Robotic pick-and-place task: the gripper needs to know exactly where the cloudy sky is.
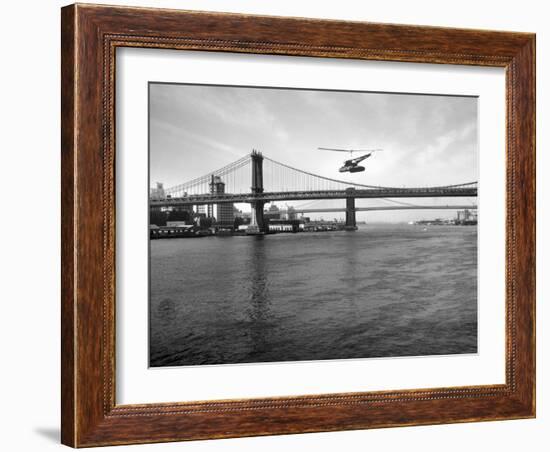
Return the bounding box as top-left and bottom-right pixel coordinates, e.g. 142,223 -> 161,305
149,83 -> 477,222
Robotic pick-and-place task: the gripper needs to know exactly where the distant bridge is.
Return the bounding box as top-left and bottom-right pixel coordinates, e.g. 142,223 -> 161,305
283,205 -> 478,214
151,151 -> 477,232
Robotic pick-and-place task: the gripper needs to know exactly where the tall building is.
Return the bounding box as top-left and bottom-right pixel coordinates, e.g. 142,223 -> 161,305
282,205 -> 296,220
209,176 -> 234,227
150,182 -> 165,200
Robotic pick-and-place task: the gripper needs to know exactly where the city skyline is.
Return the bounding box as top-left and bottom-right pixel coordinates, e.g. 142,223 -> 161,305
149,83 -> 477,222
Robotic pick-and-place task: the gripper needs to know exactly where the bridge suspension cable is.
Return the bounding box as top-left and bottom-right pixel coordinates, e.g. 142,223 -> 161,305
263,155 -> 477,192
162,152 -> 478,198
163,155 -> 251,198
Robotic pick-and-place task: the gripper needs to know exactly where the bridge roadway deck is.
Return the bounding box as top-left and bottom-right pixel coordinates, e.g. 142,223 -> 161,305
151,188 -> 478,207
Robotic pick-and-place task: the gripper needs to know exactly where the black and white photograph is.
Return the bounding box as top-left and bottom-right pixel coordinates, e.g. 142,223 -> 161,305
2,0 -> 542,449
148,83 -> 479,367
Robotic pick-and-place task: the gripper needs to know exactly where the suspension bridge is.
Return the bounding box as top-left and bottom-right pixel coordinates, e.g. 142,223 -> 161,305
150,151 -> 478,233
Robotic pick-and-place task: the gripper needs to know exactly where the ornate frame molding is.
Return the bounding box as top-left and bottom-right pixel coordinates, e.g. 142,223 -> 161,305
62,4 -> 535,447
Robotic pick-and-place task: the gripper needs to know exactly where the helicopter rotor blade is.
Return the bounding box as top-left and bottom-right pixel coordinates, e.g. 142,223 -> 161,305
318,147 -> 384,153
318,147 -> 353,152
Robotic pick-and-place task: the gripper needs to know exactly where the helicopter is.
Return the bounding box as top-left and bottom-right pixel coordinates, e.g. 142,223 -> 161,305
318,147 -> 383,173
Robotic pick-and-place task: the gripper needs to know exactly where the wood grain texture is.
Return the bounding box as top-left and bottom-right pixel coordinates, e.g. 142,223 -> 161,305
61,3 -> 536,447
60,5 -> 76,447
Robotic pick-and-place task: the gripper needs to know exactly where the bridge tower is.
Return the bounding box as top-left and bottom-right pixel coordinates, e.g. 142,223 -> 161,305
345,188 -> 358,231
247,150 -> 266,234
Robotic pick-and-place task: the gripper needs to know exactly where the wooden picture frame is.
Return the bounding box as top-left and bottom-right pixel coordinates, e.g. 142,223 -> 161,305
61,3 -> 535,447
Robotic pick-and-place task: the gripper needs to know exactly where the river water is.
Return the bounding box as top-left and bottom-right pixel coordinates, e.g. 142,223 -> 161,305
149,224 -> 477,367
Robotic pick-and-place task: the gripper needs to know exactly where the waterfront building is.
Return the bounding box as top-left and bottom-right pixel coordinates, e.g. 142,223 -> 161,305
166,221 -> 190,227
456,209 -> 478,225
167,206 -> 193,223
195,205 -> 207,215
264,203 -> 281,221
268,219 -> 303,232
